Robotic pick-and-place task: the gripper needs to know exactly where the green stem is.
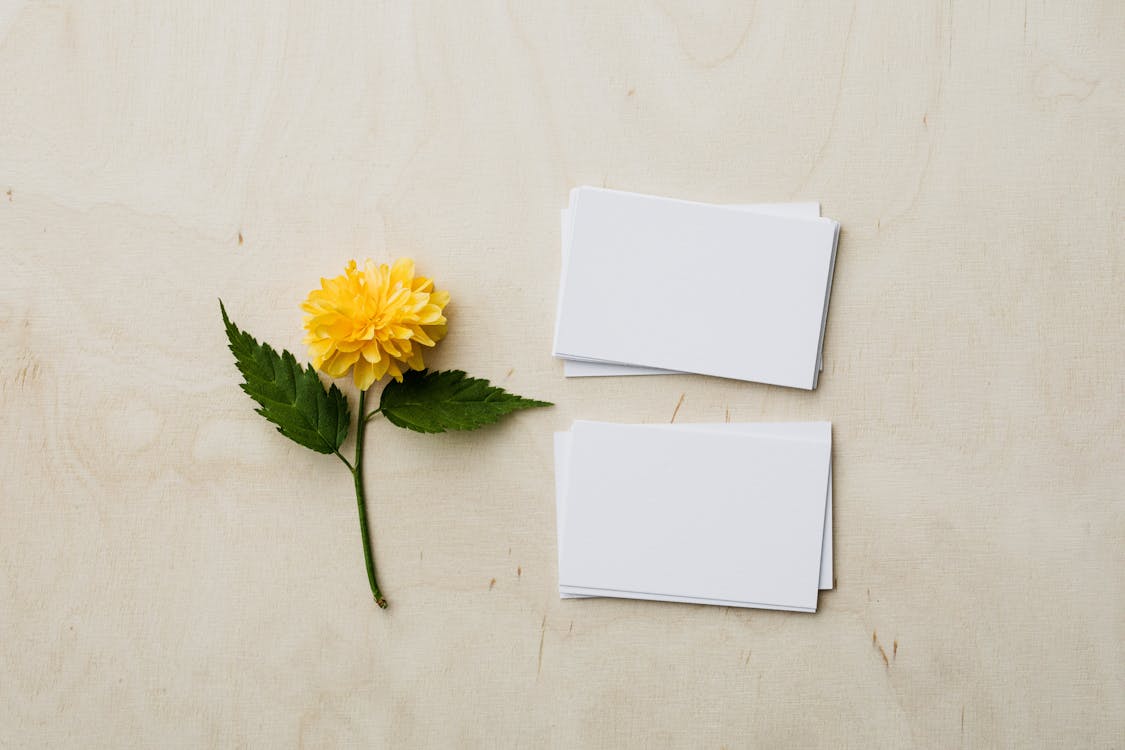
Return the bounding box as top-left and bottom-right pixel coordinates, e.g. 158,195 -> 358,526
333,450 -> 354,472
352,388 -> 387,609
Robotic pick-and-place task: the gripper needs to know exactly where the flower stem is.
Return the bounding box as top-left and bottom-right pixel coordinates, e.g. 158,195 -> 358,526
352,388 -> 387,609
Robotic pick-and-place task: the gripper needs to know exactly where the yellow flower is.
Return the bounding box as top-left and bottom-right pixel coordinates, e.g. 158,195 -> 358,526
301,258 -> 450,390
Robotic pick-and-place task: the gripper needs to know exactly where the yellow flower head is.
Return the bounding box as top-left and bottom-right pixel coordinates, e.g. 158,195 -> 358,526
301,258 -> 450,390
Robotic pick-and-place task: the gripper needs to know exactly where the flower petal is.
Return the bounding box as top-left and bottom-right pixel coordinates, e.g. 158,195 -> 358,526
353,357 -> 377,391
320,349 -> 359,378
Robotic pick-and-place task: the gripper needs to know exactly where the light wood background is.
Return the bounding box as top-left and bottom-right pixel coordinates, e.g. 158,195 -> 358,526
2,1 -> 1122,747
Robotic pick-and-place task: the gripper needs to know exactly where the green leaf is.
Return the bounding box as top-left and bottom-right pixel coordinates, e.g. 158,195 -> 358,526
220,300 -> 350,454
379,369 -> 551,434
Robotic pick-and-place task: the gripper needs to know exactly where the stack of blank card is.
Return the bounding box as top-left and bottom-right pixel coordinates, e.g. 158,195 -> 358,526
554,421 -> 833,612
554,187 -> 840,389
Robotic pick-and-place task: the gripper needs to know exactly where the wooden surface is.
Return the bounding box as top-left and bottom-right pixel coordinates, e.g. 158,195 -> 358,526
2,1 -> 1123,747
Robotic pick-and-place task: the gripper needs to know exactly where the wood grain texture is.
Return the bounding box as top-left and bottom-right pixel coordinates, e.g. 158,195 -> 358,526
1,1 -> 1122,746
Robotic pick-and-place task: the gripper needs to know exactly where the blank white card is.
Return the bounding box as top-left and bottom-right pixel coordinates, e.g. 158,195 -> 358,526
554,188 -> 839,389
554,422 -> 833,602
559,194 -> 825,378
558,421 -> 830,612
